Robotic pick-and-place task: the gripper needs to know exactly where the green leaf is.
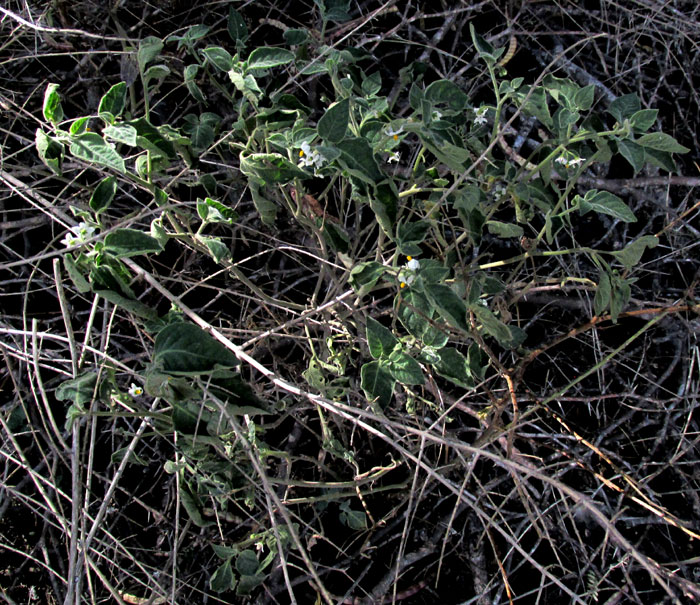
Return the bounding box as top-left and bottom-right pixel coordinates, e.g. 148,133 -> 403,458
64,255 -> 90,293
320,219 -> 350,253
348,261 -> 385,295
636,132 -> 689,154
577,190 -> 637,223
69,117 -> 90,136
284,27 -> 309,46
168,24 -> 210,50
144,63 -> 170,84
236,550 -> 259,576
630,109 -> 658,132
129,117 -> 176,159
103,228 -> 163,258
573,84 -> 595,111
35,129 -> 64,175
197,197 -> 237,223
396,290 -> 448,349
471,304 -> 512,346
318,97 -> 350,144
431,347 -> 474,389
387,350 -> 424,385
339,501 -> 368,530
228,7 -> 248,47
518,86 -> 552,129
200,236 -> 231,263
370,182 -> 398,236
183,112 -> 220,154
424,79 -> 469,112
240,153 -> 310,185
611,235 -> 658,270
89,176 -> 117,214
486,221 -> 523,238
137,36 -> 163,72
397,220 -> 430,256
249,183 -> 278,225
643,147 -> 677,172
361,361 -> 395,408
94,288 -> 158,319
236,574 -> 265,596
595,269 -> 611,317
184,64 -> 206,103
361,70 -> 381,96
469,23 -> 497,64
55,372 -> 98,406
98,82 -> 127,122
90,264 -> 134,298
102,124 -> 138,146
365,316 -> 397,359
202,46 -> 234,71
43,83 -> 63,124
608,93 -> 640,123
69,133 -> 125,173
617,139 -> 645,174
180,486 -> 213,527
336,137 -> 383,183
246,47 -> 295,70
212,544 -> 239,560
210,559 -> 236,593
154,323 -> 239,375
424,283 -> 469,332
610,275 -> 631,323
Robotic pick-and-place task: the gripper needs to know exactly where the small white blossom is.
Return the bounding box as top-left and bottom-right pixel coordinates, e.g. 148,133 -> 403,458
62,221 -> 96,247
61,233 -> 79,247
399,257 -> 420,287
298,142 -> 326,170
473,106 -> 488,125
128,383 -> 143,397
387,151 -> 400,164
555,154 -> 585,169
385,125 -> 404,140
431,110 -> 443,121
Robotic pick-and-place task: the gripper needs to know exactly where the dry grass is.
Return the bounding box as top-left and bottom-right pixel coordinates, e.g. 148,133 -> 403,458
1,1 -> 699,603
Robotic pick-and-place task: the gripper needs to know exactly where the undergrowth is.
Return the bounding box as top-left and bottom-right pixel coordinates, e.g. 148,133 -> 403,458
1,1 -> 699,604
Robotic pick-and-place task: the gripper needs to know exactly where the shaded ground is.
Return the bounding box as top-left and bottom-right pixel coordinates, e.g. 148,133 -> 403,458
1,1 -> 699,604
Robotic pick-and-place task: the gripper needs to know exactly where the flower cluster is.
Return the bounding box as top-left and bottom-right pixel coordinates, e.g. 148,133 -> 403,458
555,154 -> 585,169
61,221 -> 96,247
298,142 -> 326,170
399,256 -> 420,288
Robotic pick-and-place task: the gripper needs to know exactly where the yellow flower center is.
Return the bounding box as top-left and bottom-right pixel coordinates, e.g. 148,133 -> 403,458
400,282 -> 407,289
299,149 -> 304,157
406,255 -> 412,261
393,134 -> 398,140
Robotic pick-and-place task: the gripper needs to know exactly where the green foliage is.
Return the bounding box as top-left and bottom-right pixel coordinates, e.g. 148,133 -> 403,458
28,18 -> 691,601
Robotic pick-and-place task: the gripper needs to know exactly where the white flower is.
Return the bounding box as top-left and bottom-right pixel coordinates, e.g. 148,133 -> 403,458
555,154 -> 585,169
62,221 -> 96,247
399,256 -> 420,287
61,233 -> 78,247
76,222 -> 96,238
387,151 -> 400,164
298,142 -> 325,169
386,125 -> 404,140
473,106 -> 488,125
128,383 -> 143,397
431,110 -> 443,121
